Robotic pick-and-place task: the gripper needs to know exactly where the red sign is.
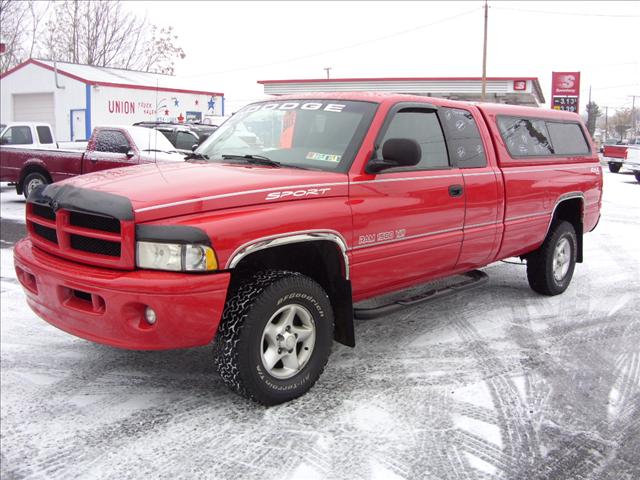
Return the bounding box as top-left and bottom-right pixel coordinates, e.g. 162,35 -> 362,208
513,80 -> 527,91
551,72 -> 580,113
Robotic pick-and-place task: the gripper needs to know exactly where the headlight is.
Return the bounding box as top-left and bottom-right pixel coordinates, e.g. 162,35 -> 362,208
136,242 -> 217,272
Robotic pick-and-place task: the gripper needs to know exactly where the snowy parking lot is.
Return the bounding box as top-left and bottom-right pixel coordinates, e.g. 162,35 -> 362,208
1,170 -> 638,480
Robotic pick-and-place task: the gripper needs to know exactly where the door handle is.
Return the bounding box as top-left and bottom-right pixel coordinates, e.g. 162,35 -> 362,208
448,184 -> 464,197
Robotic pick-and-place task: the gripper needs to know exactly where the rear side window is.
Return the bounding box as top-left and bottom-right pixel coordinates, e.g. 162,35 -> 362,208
95,130 -> 130,153
1,126 -> 33,145
546,122 -> 590,155
36,126 -> 54,144
380,110 -> 449,170
440,108 -> 487,168
175,131 -> 197,150
497,117 -> 554,157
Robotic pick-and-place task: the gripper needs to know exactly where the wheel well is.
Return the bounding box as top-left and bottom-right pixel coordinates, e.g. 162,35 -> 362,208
18,165 -> 52,194
230,240 -> 355,347
551,198 -> 584,262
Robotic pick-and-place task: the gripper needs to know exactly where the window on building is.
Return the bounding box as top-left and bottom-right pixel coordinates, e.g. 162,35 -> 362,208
546,122 -> 590,155
497,116 -> 554,157
1,126 -> 33,145
379,110 -> 449,170
36,126 -> 54,144
440,108 -> 487,168
95,130 -> 130,153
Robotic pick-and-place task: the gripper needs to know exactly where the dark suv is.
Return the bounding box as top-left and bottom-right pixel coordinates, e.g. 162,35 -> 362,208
133,122 -> 218,153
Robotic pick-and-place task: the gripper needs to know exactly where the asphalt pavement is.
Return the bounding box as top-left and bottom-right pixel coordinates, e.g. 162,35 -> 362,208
1,172 -> 638,480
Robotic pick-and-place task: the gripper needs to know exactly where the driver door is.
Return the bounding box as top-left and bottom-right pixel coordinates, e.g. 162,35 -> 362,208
349,104 -> 465,299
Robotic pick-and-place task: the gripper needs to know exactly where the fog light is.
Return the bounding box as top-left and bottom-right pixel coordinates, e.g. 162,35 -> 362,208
144,307 -> 157,325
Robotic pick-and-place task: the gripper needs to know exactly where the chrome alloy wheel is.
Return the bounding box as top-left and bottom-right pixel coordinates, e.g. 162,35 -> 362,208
260,303 -> 316,380
553,237 -> 571,282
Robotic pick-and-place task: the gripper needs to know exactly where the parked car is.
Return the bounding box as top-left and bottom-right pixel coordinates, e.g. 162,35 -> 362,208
0,125 -> 184,198
133,122 -> 218,154
14,93 -> 602,405
0,122 -> 87,151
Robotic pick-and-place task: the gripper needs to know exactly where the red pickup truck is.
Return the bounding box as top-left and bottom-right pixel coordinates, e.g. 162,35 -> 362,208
602,138 -> 640,172
1,125 -> 185,198
13,93 -> 602,405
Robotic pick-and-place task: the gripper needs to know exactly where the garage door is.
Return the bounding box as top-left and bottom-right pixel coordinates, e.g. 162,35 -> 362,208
13,93 -> 55,130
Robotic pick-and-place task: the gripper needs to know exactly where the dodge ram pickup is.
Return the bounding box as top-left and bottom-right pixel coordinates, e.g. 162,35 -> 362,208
1,125 -> 184,198
13,93 -> 603,405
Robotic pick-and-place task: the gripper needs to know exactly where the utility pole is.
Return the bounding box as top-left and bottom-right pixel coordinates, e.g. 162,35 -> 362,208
481,0 -> 488,101
604,106 -> 608,139
323,67 -> 332,80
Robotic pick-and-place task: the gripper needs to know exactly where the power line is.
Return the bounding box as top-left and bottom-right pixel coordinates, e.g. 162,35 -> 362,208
492,6 -> 640,18
183,7 -> 481,78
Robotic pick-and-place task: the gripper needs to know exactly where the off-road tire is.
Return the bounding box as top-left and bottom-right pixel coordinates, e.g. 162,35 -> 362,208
526,221 -> 577,296
22,172 -> 48,199
213,270 -> 334,405
608,163 -> 621,173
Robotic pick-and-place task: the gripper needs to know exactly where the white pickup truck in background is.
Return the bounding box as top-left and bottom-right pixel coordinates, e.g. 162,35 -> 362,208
0,123 -> 87,151
623,146 -> 640,183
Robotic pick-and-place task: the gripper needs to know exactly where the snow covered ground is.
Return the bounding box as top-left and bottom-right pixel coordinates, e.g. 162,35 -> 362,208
1,172 -> 639,480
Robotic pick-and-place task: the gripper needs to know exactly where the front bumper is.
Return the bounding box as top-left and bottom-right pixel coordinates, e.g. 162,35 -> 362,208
14,239 -> 231,350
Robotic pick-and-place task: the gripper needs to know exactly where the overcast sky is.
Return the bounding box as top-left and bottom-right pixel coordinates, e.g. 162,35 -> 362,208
127,1 -> 640,114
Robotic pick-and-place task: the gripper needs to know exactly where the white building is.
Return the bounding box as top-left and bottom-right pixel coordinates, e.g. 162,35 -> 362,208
258,76 -> 545,106
0,59 -> 225,141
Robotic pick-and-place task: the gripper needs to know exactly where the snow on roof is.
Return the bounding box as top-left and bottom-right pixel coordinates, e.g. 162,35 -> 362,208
1,59 -> 223,97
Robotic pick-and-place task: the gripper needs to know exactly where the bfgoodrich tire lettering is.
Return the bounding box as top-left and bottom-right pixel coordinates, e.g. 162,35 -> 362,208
213,270 -> 334,405
526,221 -> 577,296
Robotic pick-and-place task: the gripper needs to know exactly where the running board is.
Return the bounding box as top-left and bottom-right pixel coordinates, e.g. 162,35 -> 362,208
353,270 -> 488,320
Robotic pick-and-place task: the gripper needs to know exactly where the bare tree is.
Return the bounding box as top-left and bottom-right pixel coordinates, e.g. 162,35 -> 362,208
0,0 -> 29,72
42,0 -> 184,74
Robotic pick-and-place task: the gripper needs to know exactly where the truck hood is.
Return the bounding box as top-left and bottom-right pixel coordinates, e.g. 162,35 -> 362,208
61,161 -> 348,222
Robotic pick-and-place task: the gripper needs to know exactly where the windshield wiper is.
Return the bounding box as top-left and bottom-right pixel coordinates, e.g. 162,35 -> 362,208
222,154 -> 282,168
184,152 -> 210,160
142,149 -> 176,154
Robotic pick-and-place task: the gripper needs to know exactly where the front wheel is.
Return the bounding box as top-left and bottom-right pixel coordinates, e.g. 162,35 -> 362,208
526,221 -> 577,296
213,271 -> 334,405
608,163 -> 622,173
22,172 -> 49,199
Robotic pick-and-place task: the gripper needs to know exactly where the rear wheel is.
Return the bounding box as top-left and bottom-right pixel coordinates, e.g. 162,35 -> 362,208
213,270 -> 334,405
526,221 -> 577,296
608,163 -> 622,173
635,172 -> 640,183
22,172 -> 49,199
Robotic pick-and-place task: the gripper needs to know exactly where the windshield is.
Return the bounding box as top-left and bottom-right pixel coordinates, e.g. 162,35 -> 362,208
194,100 -> 377,172
128,127 -> 178,153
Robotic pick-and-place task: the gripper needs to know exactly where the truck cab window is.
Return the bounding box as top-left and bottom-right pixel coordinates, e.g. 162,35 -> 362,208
95,130 -> 130,153
497,117 -> 554,157
379,110 -> 449,170
2,126 -> 33,145
36,126 -> 54,145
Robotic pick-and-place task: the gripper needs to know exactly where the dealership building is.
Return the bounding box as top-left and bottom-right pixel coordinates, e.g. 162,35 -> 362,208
0,59 -> 225,141
258,76 -> 545,106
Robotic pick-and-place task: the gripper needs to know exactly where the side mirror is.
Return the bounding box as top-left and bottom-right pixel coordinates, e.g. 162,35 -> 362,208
126,149 -> 135,158
366,138 -> 421,174
191,144 -> 198,151
116,144 -> 130,154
